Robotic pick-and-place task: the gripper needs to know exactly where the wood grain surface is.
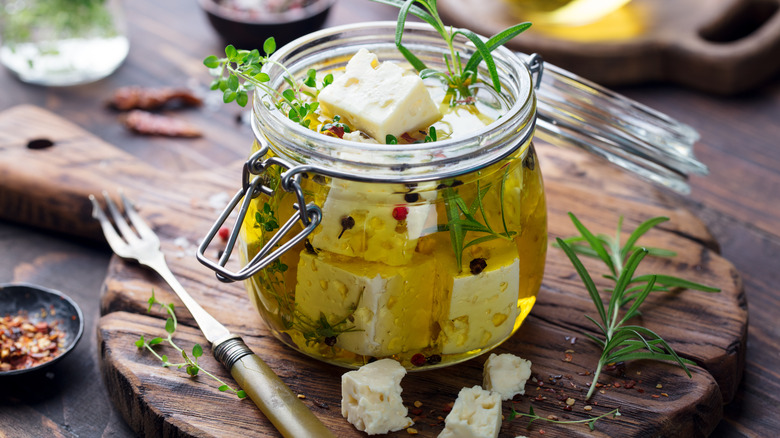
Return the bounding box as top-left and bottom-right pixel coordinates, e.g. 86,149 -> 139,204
438,0 -> 780,95
0,104 -> 746,437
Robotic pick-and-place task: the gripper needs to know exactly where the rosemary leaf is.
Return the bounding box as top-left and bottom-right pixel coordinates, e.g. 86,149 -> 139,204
558,213 -> 720,400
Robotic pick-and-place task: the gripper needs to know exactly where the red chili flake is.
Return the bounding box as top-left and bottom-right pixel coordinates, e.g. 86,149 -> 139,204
562,405 -> 572,411
410,353 -> 426,366
539,430 -> 545,435
401,132 -> 416,143
1,313 -> 66,371
624,380 -> 636,389
651,394 -> 660,399
613,382 -> 622,388
392,206 -> 409,221
562,353 -> 573,362
327,126 -> 346,139
218,226 -> 230,241
410,408 -> 424,416
637,388 -> 645,393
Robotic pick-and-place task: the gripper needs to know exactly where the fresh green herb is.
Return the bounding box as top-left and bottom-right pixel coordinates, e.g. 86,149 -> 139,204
509,405 -> 621,431
1,0 -> 116,46
294,310 -> 362,348
556,213 -> 720,400
135,291 -> 247,399
384,128 -> 436,144
423,126 -> 437,142
438,173 -> 516,272
255,202 -> 280,232
203,38 -> 328,128
370,0 -> 531,95
320,115 -> 351,138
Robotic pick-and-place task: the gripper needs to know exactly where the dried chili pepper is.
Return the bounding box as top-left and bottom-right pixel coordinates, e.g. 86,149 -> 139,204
1,312 -> 65,372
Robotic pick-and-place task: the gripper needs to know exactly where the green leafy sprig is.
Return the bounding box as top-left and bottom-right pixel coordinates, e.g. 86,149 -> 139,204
556,214 -> 720,400
438,172 -> 516,272
370,0 -> 531,95
510,406 -> 621,431
135,291 -> 247,399
203,38 -> 331,128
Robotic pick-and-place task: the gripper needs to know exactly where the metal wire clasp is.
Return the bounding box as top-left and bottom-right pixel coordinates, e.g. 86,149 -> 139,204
196,137 -> 322,283
526,53 -> 544,90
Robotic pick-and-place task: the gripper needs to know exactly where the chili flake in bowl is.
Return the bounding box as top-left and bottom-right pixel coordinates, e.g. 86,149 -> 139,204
0,283 -> 84,376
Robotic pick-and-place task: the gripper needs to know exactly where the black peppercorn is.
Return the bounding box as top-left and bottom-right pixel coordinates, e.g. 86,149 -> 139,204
469,257 -> 487,275
338,215 -> 355,239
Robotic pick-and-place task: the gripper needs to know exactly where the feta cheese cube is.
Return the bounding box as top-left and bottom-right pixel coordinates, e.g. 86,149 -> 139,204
318,48 -> 442,142
438,386 -> 502,438
341,359 -> 412,435
294,251 -> 436,356
483,353 -> 533,400
310,179 -> 437,266
438,244 -> 521,354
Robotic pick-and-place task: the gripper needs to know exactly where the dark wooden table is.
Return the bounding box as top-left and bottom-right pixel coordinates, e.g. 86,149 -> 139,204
1,0 -> 777,437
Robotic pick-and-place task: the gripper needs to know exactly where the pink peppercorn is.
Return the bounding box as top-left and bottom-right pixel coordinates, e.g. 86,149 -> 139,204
392,206 -> 409,221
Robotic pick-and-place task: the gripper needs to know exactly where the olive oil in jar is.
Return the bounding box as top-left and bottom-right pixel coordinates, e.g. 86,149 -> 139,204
239,138 -> 546,369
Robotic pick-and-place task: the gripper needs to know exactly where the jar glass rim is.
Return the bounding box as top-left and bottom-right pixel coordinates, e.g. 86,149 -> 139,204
252,21 -> 536,182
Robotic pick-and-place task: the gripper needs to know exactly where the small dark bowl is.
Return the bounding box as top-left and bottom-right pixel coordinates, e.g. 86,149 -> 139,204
199,0 -> 335,49
0,283 -> 84,377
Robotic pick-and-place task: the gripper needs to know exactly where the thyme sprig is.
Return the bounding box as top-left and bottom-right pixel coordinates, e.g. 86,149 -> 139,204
556,214 -> 720,400
370,0 -> 531,94
203,37 -> 331,128
510,405 -> 621,431
135,291 -> 247,399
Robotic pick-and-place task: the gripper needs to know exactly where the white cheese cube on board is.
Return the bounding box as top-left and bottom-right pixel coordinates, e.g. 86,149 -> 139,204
294,251 -> 436,356
439,244 -> 521,354
318,48 -> 442,142
341,359 -> 412,435
438,386 -> 502,438
310,179 -> 437,266
483,353 -> 533,400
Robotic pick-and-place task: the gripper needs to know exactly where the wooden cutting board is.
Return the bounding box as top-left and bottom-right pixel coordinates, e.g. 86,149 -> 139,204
439,0 -> 780,95
0,105 -> 746,437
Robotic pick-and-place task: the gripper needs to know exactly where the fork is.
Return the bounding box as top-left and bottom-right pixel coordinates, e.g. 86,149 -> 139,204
90,191 -> 335,438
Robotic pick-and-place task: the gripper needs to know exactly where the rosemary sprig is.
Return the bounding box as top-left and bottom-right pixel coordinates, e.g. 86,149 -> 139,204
510,405 -> 621,431
135,291 -> 247,399
556,213 -> 720,400
437,170 -> 516,272
203,38 -> 331,128
370,0 -> 531,94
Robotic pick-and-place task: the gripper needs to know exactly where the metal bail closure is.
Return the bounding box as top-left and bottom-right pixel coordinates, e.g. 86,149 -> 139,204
196,138 -> 322,283
526,53 -> 544,90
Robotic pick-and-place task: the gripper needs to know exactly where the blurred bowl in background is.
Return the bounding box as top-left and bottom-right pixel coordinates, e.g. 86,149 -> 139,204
199,0 -> 336,49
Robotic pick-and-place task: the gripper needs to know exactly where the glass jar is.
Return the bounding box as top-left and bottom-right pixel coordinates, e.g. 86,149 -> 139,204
199,22 -> 546,370
0,0 -> 128,86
